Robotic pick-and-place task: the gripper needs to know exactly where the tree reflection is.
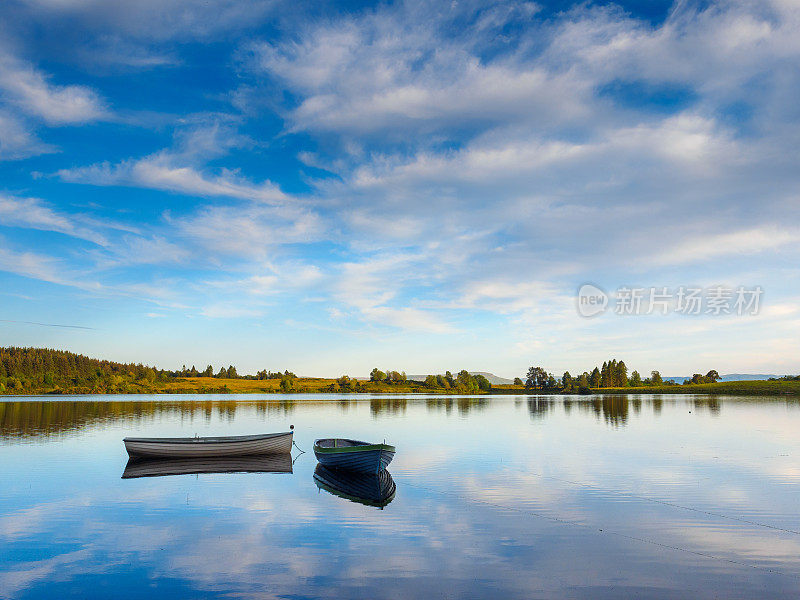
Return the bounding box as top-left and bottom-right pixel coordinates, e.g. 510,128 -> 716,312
693,398 -> 721,415
425,398 -> 487,415
527,398 -> 554,419
0,399 -> 298,440
369,398 -> 407,416
587,396 -> 629,427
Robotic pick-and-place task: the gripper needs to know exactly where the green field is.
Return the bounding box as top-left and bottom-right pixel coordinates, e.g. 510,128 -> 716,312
493,379 -> 800,396
3,377 -> 799,396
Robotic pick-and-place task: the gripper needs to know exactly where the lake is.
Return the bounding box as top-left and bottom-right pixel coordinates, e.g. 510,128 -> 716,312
1,394 -> 799,599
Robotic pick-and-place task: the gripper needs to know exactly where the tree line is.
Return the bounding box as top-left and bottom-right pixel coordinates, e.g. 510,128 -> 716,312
172,365 -> 296,380
0,346 -> 169,394
422,371 -> 492,393
369,368 -> 491,392
324,369 -> 492,393
521,359 -> 721,392
0,347 -> 299,394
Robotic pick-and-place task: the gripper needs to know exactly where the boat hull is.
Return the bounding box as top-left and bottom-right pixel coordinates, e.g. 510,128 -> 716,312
123,431 -> 293,458
313,464 -> 396,507
122,454 -> 293,478
314,439 -> 395,473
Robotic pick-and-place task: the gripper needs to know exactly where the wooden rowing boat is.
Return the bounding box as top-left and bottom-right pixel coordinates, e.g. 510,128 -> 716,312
313,464 -> 395,508
313,438 -> 395,473
123,431 -> 293,458
122,454 -> 293,478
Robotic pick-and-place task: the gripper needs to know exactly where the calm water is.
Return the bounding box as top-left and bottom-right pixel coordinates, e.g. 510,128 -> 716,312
1,394 -> 799,599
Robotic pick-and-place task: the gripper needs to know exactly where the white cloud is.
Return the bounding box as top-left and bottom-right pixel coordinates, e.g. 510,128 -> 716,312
90,234 -> 192,267
0,194 -> 108,245
0,111 -> 55,160
0,49 -> 107,124
332,252 -> 456,333
57,121 -> 286,204
1,0 -> 799,372
15,0 -> 279,41
649,226 -> 800,266
0,243 -> 101,291
58,156 -> 287,204
171,202 -> 323,258
252,6 -> 591,138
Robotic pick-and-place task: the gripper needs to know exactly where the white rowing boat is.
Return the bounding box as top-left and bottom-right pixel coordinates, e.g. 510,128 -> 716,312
123,430 -> 293,458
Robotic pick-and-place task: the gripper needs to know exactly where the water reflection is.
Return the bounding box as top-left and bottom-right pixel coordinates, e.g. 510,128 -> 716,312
121,454 -> 293,478
590,395 -> 629,426
369,398 -> 407,416
0,398 -> 299,440
1,395 -> 800,599
425,397 -> 488,415
3,397 -> 799,443
313,464 -> 396,508
693,398 -> 722,414
527,398 -> 555,418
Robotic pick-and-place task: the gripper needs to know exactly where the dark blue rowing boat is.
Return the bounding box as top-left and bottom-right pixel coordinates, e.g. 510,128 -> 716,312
313,464 -> 396,508
313,438 -> 395,473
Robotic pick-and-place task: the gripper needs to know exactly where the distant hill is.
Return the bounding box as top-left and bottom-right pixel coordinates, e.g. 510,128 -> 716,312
404,372 -> 514,385
469,372 -> 514,385
664,373 -> 782,383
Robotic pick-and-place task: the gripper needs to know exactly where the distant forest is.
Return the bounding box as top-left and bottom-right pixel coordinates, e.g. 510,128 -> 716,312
0,347 -> 492,395
0,347 -> 298,395
522,359 -> 725,393
2,347 -> 797,396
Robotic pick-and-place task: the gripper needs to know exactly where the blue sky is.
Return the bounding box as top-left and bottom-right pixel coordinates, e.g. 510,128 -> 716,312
0,0 -> 798,377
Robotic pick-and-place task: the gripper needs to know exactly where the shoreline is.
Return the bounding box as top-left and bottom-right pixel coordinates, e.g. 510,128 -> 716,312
1,383 -> 799,399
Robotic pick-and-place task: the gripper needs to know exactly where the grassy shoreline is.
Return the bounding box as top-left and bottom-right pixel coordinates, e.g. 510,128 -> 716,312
491,379 -> 800,396
1,377 -> 799,397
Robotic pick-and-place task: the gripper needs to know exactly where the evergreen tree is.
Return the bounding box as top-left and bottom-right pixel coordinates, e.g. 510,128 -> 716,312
609,359 -> 618,386
589,367 -> 601,388
602,361 -> 616,387
562,371 -> 572,388
616,361 -> 628,386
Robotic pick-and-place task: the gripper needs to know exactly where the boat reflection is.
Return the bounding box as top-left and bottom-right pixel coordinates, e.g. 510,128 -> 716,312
313,464 -> 396,508
122,453 -> 293,479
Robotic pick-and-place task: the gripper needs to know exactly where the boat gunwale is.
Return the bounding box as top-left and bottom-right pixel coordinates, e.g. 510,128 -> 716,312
313,438 -> 395,454
123,431 -> 292,444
